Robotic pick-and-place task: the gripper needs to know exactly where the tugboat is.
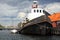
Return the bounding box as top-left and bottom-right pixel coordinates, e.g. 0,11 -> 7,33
19,1 -> 53,35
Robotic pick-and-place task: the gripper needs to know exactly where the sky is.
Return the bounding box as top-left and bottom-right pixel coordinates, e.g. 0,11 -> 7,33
0,0 -> 60,26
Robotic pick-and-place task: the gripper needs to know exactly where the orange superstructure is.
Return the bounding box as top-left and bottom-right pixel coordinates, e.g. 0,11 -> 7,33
48,12 -> 60,27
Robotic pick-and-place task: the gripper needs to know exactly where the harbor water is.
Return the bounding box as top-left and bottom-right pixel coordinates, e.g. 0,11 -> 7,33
0,30 -> 60,40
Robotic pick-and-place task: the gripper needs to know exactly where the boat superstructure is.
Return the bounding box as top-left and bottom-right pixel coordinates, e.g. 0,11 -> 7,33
27,1 -> 45,20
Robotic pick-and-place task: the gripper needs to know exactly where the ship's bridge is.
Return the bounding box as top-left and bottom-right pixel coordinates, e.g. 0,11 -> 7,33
27,8 -> 45,20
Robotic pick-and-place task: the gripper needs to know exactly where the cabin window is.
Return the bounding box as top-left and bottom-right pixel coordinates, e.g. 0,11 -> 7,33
37,10 -> 39,13
34,10 -> 36,12
40,10 -> 41,13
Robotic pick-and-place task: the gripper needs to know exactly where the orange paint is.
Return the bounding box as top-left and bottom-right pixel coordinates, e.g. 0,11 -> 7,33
48,12 -> 60,22
48,12 -> 60,27
52,22 -> 57,27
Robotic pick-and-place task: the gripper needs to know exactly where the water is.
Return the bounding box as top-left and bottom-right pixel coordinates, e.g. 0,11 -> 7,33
0,30 -> 60,40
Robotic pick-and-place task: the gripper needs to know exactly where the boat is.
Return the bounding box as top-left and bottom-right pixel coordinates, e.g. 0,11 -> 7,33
18,1 -> 53,35
10,29 -> 17,34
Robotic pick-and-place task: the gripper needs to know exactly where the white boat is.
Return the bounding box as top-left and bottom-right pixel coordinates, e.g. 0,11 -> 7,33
10,29 -> 17,33
19,1 -> 53,35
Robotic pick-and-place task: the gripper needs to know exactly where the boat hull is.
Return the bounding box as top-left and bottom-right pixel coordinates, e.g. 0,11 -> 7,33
20,22 -> 52,35
19,15 -> 53,35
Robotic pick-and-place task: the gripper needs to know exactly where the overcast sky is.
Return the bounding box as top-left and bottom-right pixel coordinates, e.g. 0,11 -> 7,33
0,0 -> 60,26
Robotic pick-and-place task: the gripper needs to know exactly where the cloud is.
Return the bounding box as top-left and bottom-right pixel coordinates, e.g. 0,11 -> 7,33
0,3 -> 18,17
17,12 -> 26,18
0,3 -> 19,26
0,0 -> 60,26
0,0 -> 33,26
0,17 -> 21,26
44,2 -> 60,14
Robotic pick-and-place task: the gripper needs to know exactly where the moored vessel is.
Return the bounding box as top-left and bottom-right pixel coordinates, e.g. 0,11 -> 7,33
18,1 -> 53,35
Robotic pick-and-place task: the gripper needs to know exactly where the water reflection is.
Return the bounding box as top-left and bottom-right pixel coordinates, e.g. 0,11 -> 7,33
0,30 -> 60,40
